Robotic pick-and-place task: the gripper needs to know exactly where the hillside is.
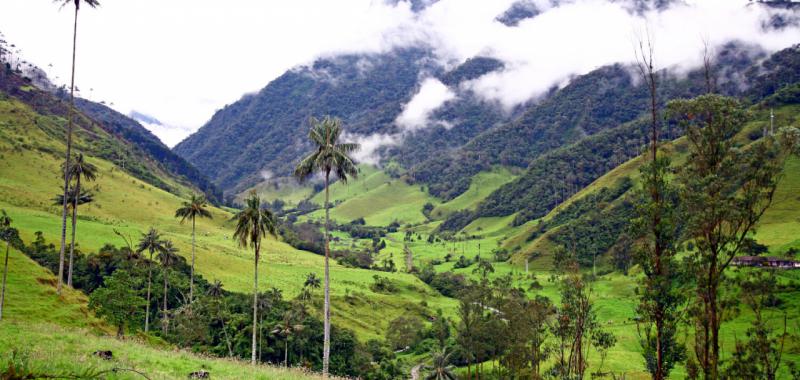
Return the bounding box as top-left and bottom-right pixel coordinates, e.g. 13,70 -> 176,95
173,48 -> 512,194
411,43 -> 763,201
0,245 -> 326,379
0,69 -> 219,203
0,93 -> 459,343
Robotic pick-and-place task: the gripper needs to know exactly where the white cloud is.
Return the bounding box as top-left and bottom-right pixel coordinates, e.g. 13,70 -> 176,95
343,132 -> 400,165
137,121 -> 195,148
395,78 -> 456,131
1,0 -> 797,145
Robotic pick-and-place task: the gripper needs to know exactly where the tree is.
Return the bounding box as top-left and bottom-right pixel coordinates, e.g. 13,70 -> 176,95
233,191 -> 276,365
294,115 -> 359,378
302,272 -> 321,302
157,240 -> 180,335
136,227 -> 165,333
424,348 -> 457,380
722,270 -> 789,380
0,210 -> 12,321
207,280 -> 234,357
669,95 -> 795,379
631,32 -> 686,380
272,308 -> 304,367
55,0 -> 101,296
175,194 -> 212,302
88,269 -> 144,338
63,153 -> 97,287
472,258 -> 494,280
386,315 -> 423,350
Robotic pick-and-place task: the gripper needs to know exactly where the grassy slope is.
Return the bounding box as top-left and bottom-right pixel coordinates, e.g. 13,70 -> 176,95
0,247 -> 325,379
307,166 -> 440,226
310,106 -> 800,377
430,167 -> 517,219
0,98 -> 455,341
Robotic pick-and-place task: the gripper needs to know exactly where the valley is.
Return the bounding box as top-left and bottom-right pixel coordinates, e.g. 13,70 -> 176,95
2,1 -> 800,379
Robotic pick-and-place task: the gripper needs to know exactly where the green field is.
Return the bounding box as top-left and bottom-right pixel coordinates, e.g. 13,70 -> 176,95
0,247 -> 332,379
306,165 -> 440,226
0,98 -> 456,342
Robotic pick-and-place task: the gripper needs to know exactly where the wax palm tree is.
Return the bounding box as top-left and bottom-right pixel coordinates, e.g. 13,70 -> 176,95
0,210 -> 12,321
303,272 -> 321,301
157,240 -> 179,335
233,191 -> 276,365
53,187 -> 93,286
175,194 -> 212,302
55,0 -> 101,296
272,308 -> 305,367
206,280 -> 234,356
294,116 -> 359,377
424,348 -> 457,380
136,227 -> 165,333
63,153 -> 97,287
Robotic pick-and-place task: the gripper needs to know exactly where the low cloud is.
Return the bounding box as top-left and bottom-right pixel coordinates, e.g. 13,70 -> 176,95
395,77 -> 456,131
3,0 -> 797,144
343,132 -> 400,165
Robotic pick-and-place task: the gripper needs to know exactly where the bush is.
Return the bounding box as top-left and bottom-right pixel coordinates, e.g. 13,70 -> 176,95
370,275 -> 398,293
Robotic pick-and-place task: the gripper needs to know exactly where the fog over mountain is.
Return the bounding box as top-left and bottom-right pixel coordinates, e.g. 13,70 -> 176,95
1,0 -> 797,147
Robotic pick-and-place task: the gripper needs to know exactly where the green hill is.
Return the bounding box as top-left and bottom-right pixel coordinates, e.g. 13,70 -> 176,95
0,246 -> 329,379
0,91 -> 456,345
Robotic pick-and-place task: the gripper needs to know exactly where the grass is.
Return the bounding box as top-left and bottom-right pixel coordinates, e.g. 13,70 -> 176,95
3,94 -> 800,378
242,177 -> 313,206
0,98 -> 454,342
430,167 -> 517,219
0,246 -> 335,379
306,166 -> 440,226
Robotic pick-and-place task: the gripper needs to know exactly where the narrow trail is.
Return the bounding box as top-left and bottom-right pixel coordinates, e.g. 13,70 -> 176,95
411,364 -> 422,380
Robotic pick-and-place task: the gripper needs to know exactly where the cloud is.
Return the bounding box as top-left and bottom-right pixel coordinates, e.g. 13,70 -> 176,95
1,0 -> 797,145
343,132 -> 400,165
395,78 -> 456,131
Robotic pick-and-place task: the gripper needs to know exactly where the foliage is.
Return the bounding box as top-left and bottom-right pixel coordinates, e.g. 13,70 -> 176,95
88,269 -> 145,337
670,94 -> 795,379
386,315 -> 424,350
369,275 -> 398,294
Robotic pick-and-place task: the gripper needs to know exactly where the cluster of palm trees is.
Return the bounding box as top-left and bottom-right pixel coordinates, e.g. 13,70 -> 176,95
231,115 -> 358,376
55,0 -> 100,296
54,153 -> 97,288
135,228 -> 180,334
46,0 -> 359,372
133,196 -> 212,333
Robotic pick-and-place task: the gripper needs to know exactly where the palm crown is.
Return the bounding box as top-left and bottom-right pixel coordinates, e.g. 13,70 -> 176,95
64,153 -> 97,183
175,195 -> 212,223
233,192 -> 276,251
56,0 -> 100,11
157,241 -> 180,268
137,228 -> 165,257
53,187 -> 93,209
294,116 -> 360,183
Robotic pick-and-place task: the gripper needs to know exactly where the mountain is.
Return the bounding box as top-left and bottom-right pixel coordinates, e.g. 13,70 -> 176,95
0,65 -> 220,202
412,43 -> 766,205
463,44 -> 800,226
75,99 -> 222,202
174,48 -> 512,194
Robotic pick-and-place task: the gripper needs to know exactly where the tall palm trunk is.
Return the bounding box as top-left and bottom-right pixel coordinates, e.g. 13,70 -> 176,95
58,4 -> 80,295
145,251 -> 153,332
190,217 -> 196,302
322,170 -> 331,378
285,339 -> 289,367
217,303 -> 233,357
162,268 -> 169,335
67,176 -> 81,286
0,239 -> 10,320
252,240 -> 260,365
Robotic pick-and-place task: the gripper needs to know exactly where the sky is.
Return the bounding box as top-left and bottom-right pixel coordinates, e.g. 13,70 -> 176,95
0,0 -> 798,147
